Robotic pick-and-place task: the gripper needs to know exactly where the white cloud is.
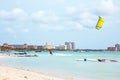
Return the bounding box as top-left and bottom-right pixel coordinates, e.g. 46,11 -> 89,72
0,10 -> 12,20
75,23 -> 84,30
49,0 -> 65,5
22,28 -> 29,33
39,24 -> 64,31
5,26 -> 29,34
12,8 -> 27,17
56,0 -> 65,3
96,0 -> 119,15
2,0 -> 117,32
15,0 -> 21,7
31,11 -> 59,23
65,6 -> 77,15
49,26 -> 64,31
64,10 -> 98,30
78,12 -> 97,28
0,8 -> 28,21
5,27 -> 14,33
65,21 -> 84,30
64,4 -> 99,30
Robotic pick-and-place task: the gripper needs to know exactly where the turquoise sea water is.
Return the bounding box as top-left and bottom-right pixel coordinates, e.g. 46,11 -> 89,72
0,51 -> 120,80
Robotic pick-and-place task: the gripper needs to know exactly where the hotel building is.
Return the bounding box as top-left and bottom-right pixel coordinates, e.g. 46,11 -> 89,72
65,42 -> 75,50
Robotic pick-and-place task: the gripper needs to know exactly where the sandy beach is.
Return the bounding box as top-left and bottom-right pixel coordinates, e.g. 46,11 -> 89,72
0,65 -> 64,80
0,54 -> 10,58
0,54 -> 64,80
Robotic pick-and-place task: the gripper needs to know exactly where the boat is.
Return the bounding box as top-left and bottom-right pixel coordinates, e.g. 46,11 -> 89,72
14,52 -> 38,57
14,52 -> 27,55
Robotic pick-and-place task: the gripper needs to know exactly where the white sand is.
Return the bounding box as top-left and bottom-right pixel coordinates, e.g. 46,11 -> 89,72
0,54 -> 64,80
0,66 -> 64,80
0,54 -> 10,58
0,54 -> 91,80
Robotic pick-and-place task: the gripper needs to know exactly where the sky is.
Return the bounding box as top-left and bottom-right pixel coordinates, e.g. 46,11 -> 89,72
0,0 -> 120,49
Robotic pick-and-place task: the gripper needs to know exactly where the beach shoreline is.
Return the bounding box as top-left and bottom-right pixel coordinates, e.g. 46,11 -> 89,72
0,65 -> 92,80
0,54 -> 92,80
0,54 -> 64,80
0,65 -> 64,80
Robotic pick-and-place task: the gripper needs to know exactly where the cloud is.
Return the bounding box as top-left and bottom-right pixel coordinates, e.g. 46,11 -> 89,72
74,23 -> 84,30
65,6 -> 77,15
15,0 -> 21,7
64,6 -> 98,30
95,0 -> 119,15
78,12 -> 97,29
5,27 -> 14,33
55,0 -> 65,3
0,8 -> 28,21
48,0 -> 65,5
65,21 -> 84,30
63,0 -> 119,30
22,28 -> 29,33
2,0 -> 117,32
37,24 -> 64,31
31,11 -> 59,23
4,26 -> 29,34
63,0 -> 120,30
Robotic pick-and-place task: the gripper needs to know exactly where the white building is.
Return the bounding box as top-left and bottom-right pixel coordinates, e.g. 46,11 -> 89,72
44,43 -> 55,49
55,44 -> 67,50
65,42 -> 75,50
115,44 -> 120,51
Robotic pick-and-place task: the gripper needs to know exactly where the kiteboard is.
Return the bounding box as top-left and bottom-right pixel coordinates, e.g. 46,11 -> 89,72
76,59 -> 118,62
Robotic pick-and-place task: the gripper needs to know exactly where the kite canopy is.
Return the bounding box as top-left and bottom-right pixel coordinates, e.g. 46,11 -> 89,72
96,16 -> 104,30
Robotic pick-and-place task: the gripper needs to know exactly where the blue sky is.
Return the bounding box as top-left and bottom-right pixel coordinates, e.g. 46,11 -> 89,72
0,0 -> 120,49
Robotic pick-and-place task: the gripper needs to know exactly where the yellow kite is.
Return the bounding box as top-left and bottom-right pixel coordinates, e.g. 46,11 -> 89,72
96,16 -> 104,30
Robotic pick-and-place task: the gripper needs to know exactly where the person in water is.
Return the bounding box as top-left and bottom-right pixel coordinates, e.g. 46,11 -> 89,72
49,49 -> 53,55
84,58 -> 87,61
98,59 -> 106,62
98,59 -> 102,62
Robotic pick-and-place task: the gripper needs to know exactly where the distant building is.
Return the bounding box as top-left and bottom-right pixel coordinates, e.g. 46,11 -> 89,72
9,44 -> 38,50
0,42 -> 76,51
65,42 -> 71,50
9,44 -> 25,49
23,43 -> 28,49
3,43 -> 9,47
37,45 -> 44,50
43,43 -> 55,49
27,45 -> 37,50
71,42 -> 75,50
115,44 -> 120,51
107,44 -> 120,51
107,47 -> 117,51
1,43 -> 13,51
55,44 -> 67,50
65,42 -> 75,50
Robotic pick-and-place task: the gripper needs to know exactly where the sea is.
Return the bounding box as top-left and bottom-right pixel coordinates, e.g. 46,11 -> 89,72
0,51 -> 120,80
